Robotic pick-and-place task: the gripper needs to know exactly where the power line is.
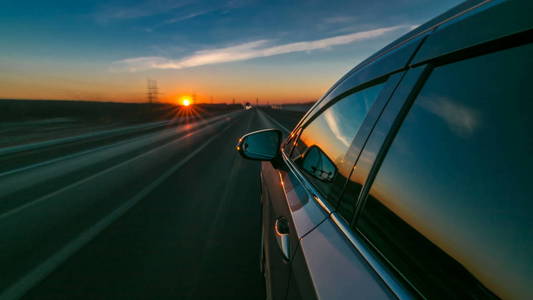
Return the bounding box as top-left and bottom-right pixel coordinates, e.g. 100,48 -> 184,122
147,79 -> 159,103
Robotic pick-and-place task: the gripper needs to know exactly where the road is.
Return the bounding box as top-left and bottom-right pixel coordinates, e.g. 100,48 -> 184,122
0,108 -> 302,300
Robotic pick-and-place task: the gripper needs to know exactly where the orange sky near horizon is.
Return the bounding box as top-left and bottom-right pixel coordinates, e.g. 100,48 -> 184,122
0,57 -> 342,105
0,0 -> 465,106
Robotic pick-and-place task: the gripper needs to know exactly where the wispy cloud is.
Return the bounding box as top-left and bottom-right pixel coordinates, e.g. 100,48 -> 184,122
322,16 -> 357,25
163,9 -> 213,24
111,25 -> 408,72
142,8 -> 215,32
95,0 -> 247,25
324,109 -> 351,147
94,0 -> 191,23
420,96 -> 481,137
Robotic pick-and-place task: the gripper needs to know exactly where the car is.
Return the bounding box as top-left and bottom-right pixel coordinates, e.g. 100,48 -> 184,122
236,0 -> 533,299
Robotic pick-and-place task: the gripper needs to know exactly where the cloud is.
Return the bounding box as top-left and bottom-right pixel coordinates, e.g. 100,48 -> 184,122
323,109 -> 352,148
95,0 -> 191,23
163,9 -> 213,24
419,96 -> 480,137
142,8 -> 215,32
111,25 -> 408,72
322,16 -> 356,25
95,0 -> 247,24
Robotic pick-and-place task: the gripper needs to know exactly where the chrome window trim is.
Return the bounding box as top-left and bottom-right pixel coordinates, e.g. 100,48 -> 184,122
330,212 -> 416,300
281,149 -> 416,300
281,150 -> 334,216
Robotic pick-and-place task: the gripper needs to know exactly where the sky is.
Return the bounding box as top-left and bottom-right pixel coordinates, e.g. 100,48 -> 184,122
0,0 -> 463,104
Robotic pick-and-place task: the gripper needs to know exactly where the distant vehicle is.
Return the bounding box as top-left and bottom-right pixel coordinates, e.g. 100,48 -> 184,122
236,0 -> 532,299
245,102 -> 252,110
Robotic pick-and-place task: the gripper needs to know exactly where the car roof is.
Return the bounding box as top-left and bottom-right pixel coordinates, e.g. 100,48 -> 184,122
295,0 -> 532,131
351,0 -> 489,74
296,1 -> 491,129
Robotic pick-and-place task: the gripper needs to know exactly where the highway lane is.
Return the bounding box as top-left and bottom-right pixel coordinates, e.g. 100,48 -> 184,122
260,108 -> 307,132
0,113 -> 237,215
0,112 -> 241,298
0,108 -> 301,299
0,112 -> 234,174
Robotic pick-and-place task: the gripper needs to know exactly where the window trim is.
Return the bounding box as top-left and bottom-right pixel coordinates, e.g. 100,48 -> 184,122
284,71 -> 410,214
279,71 -> 419,299
281,150 -> 334,215
282,144 -> 418,300
349,35 -> 533,300
351,33 -> 533,226
350,64 -> 432,224
288,76 -> 392,208
284,127 -> 302,158
295,76 -> 389,132
331,71 -> 405,213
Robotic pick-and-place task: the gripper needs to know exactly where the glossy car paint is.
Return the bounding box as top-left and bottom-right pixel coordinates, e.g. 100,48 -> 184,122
255,0 -> 533,299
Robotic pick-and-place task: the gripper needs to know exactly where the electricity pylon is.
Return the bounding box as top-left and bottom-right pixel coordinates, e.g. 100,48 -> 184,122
147,79 -> 159,103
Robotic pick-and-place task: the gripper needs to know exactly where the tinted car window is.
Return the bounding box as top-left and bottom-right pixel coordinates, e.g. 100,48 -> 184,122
292,82 -> 385,200
356,43 -> 533,299
283,127 -> 301,156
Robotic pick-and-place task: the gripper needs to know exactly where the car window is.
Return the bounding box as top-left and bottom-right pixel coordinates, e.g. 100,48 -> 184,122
356,43 -> 533,299
283,127 -> 301,157
291,82 -> 385,202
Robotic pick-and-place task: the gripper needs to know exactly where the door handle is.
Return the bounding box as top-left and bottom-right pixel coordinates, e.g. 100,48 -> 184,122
274,217 -> 290,260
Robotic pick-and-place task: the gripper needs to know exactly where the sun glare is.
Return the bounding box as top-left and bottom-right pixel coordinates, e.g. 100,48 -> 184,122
179,96 -> 192,107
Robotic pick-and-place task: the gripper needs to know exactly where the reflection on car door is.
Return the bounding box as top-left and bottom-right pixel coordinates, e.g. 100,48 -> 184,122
281,81 -> 396,299
261,159 -> 328,299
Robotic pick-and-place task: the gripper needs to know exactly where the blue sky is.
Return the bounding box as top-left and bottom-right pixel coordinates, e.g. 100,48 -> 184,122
0,0 -> 463,103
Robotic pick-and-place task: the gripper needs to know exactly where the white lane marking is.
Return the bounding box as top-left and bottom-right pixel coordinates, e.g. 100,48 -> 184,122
0,121 -> 234,300
0,136 -> 137,178
0,117 -> 229,221
0,120 -> 172,156
0,113 -> 233,178
186,109 -> 254,298
258,109 -> 290,133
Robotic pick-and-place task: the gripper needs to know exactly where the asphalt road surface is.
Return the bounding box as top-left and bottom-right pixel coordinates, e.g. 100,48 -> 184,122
0,108 -> 302,300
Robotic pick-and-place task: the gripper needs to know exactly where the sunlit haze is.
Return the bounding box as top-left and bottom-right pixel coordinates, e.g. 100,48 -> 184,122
1,0 -> 462,104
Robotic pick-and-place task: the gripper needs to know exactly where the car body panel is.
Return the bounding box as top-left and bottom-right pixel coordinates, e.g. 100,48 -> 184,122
261,161 -> 293,299
282,66 -> 429,300
289,217 -> 397,300
412,0 -> 533,65
261,159 -> 329,299
256,1 -> 533,299
278,165 -> 329,239
342,65 -> 429,221
299,35 -> 426,130
351,42 -> 533,298
261,21 -> 430,300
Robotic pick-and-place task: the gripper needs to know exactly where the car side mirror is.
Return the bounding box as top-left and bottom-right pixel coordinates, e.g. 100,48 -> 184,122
236,129 -> 282,161
297,145 -> 337,182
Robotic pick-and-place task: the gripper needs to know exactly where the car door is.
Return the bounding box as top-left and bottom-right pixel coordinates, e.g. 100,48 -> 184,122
261,80 -> 392,299
290,2 -> 533,299
348,44 -> 533,300
285,65 -> 428,300
261,158 -> 328,300
345,4 -> 533,298
283,35 -> 428,299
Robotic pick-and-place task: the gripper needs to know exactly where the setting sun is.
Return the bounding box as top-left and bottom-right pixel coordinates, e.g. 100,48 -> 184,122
179,96 -> 192,107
